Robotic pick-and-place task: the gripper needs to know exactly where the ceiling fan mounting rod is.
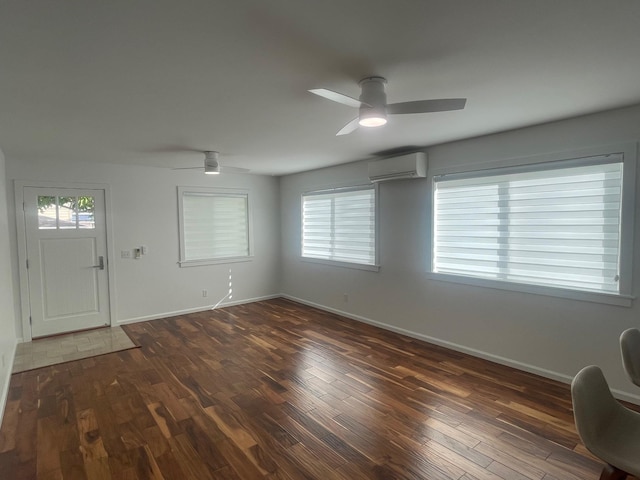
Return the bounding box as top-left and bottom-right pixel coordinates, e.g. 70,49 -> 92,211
359,76 -> 387,85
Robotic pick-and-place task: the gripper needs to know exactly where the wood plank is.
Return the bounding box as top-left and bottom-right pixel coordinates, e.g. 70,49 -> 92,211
0,400 -> 20,453
36,416 -> 61,475
0,299 -> 613,479
76,408 -> 108,461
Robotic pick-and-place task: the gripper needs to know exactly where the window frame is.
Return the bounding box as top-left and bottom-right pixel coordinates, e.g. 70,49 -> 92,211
301,183 -> 380,272
177,186 -> 253,267
426,143 -> 637,306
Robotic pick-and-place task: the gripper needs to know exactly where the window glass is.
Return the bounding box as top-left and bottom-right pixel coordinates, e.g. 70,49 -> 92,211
179,188 -> 250,265
37,196 -> 57,229
58,196 -> 77,229
76,196 -> 95,229
432,157 -> 624,295
302,186 -> 376,266
37,195 -> 96,230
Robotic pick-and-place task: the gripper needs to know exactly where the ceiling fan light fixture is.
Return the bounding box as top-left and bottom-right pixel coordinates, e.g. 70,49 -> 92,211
359,115 -> 387,127
358,108 -> 387,128
358,77 -> 388,128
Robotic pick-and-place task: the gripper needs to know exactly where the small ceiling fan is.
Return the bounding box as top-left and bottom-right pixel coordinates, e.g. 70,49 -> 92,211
172,151 -> 250,175
309,76 -> 466,136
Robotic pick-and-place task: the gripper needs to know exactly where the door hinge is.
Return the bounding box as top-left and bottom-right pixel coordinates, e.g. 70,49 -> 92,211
29,316 -> 32,325
26,259 -> 29,269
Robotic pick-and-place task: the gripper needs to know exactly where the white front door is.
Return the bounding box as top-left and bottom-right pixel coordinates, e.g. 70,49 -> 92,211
23,187 -> 111,338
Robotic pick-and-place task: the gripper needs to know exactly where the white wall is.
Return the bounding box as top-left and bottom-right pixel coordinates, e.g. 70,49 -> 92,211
0,147 -> 18,423
6,158 -> 281,339
280,104 -> 640,402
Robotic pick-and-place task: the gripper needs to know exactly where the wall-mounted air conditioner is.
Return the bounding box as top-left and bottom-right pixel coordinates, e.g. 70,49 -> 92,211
368,152 -> 427,183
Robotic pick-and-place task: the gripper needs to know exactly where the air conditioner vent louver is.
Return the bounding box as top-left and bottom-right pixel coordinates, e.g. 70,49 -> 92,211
368,152 -> 427,183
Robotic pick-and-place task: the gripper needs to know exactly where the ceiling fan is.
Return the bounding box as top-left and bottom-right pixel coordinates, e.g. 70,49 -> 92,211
309,76 -> 466,136
172,151 -> 250,175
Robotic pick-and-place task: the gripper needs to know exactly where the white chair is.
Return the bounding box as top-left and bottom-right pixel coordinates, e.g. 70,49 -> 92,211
571,365 -> 640,480
620,328 -> 640,387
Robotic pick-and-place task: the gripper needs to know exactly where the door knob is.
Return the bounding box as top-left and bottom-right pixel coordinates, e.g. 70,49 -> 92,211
92,256 -> 105,270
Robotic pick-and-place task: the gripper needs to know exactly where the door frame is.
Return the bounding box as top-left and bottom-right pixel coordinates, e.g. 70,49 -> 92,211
14,180 -> 116,342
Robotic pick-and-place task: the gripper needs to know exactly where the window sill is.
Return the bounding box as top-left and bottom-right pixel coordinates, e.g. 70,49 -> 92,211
301,257 -> 380,272
179,256 -> 253,268
426,272 -> 634,307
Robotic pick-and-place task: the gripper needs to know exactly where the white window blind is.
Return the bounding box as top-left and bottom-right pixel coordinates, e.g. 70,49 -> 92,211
302,186 -> 376,266
433,157 -> 623,295
181,191 -> 249,262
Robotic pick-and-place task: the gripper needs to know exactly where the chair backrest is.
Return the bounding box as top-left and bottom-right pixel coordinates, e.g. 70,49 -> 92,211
620,328 -> 640,387
571,365 -> 618,446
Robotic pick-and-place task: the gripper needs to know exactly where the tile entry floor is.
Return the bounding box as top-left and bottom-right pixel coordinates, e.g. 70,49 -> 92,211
12,326 -> 138,373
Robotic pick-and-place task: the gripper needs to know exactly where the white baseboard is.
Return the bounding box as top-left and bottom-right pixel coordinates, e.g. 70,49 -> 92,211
117,294 -> 282,326
0,339 -> 18,426
281,294 -> 640,405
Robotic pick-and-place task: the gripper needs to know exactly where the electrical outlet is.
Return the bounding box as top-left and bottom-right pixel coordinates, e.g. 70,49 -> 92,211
121,250 -> 131,259
202,289 -> 208,297
343,293 -> 349,302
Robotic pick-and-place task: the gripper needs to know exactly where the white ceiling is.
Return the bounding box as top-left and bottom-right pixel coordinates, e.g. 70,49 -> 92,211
1,0 -> 640,175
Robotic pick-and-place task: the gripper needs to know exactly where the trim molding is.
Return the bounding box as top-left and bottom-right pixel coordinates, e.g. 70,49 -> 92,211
117,294 -> 281,325
0,339 -> 18,426
281,294 -> 640,405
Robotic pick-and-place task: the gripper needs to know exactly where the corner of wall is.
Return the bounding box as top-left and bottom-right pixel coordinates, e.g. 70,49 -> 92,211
0,145 -> 19,425
0,339 -> 17,426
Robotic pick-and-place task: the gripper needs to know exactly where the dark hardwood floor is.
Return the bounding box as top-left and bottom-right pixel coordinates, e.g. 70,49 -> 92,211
0,298 -> 621,479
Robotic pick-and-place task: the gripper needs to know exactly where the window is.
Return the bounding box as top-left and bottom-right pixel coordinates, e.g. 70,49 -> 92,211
302,185 -> 378,269
430,150 -> 636,305
37,195 -> 95,229
178,187 -> 251,266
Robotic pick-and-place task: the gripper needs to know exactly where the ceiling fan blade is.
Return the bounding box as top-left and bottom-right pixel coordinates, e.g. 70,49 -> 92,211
336,117 -> 360,136
220,166 -> 250,174
387,98 -> 467,115
309,88 -> 362,108
171,166 -> 202,170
